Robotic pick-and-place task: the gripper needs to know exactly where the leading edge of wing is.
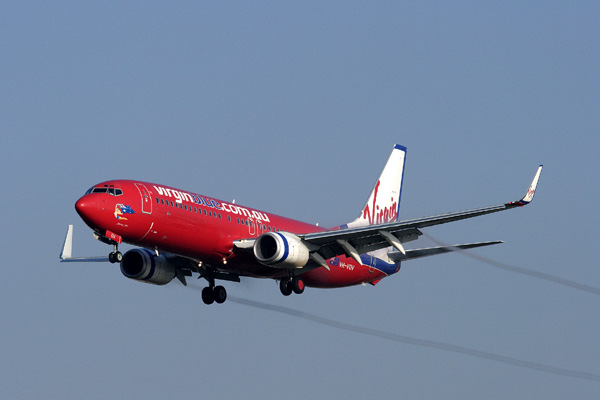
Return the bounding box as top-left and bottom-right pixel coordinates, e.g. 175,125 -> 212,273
303,165 -> 542,245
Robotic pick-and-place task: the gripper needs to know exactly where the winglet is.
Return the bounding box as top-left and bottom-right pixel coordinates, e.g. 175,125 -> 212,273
508,165 -> 543,208
60,225 -> 74,260
59,225 -> 108,262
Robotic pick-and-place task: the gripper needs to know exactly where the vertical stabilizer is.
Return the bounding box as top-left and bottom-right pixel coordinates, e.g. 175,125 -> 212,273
344,144 -> 407,229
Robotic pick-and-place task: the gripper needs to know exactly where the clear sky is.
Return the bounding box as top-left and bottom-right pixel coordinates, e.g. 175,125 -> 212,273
1,2 -> 599,399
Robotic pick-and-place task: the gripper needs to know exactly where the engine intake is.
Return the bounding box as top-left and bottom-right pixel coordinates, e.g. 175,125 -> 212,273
254,232 -> 310,269
120,249 -> 177,285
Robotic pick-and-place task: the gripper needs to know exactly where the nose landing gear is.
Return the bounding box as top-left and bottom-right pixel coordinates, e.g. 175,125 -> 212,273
93,230 -> 123,264
108,244 -> 122,264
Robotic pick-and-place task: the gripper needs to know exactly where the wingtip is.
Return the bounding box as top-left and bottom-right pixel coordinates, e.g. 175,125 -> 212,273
60,225 -> 74,260
507,165 -> 543,207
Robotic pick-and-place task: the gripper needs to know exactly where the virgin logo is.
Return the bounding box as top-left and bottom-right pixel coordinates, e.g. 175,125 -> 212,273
362,180 -> 397,225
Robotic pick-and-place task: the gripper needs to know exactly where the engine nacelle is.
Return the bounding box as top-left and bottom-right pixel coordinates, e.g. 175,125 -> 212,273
120,249 -> 177,285
253,232 -> 310,269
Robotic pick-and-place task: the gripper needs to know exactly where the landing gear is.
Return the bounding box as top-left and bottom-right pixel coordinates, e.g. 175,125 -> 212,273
280,279 -> 293,296
202,287 -> 215,305
292,276 -> 305,294
199,267 -> 228,305
213,285 -> 227,304
108,244 -> 122,264
108,252 -> 122,263
279,276 -> 305,296
201,285 -> 227,305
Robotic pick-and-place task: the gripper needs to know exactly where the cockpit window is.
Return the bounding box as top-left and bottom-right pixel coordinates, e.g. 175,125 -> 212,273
108,188 -> 123,196
86,187 -> 123,196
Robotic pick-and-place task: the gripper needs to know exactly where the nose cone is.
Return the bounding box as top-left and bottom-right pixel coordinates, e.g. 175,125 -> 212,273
75,195 -> 99,224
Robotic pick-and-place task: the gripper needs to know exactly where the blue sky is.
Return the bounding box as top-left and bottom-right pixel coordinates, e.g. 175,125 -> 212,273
1,2 -> 599,399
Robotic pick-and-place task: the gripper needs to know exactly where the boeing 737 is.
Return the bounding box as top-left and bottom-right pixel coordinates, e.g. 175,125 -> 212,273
61,145 -> 542,305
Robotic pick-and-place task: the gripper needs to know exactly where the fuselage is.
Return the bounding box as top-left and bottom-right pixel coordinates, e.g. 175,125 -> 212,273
75,180 -> 398,288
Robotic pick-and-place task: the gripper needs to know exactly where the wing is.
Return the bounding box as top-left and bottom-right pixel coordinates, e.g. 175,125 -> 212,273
298,165 -> 542,265
388,241 -> 503,261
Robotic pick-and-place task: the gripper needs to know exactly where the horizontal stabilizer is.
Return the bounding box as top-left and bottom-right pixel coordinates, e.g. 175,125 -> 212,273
389,241 -> 503,262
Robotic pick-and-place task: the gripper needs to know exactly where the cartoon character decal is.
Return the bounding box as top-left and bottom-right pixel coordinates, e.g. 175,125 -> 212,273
114,204 -> 135,220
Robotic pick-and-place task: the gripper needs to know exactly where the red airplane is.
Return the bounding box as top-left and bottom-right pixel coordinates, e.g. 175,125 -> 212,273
61,145 -> 542,305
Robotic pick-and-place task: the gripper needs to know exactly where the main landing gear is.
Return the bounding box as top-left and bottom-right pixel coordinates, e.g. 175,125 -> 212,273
198,267 -> 230,305
279,276 -> 305,296
201,284 -> 227,305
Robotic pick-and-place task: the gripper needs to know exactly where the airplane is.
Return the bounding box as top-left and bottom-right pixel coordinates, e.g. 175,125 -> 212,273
61,145 -> 543,305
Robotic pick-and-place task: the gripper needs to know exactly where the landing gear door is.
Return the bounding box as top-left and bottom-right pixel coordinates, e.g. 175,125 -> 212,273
135,183 -> 152,214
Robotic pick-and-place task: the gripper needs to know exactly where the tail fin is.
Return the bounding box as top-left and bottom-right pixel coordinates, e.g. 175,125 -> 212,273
343,144 -> 407,229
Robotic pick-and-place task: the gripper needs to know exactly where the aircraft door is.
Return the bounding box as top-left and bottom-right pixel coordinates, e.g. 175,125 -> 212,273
248,217 -> 256,236
135,183 -> 152,214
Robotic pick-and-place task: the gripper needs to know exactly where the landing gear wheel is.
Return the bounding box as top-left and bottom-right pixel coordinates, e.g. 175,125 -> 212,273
108,251 -> 122,264
213,286 -> 227,304
280,279 -> 293,296
292,277 -> 305,294
201,287 -> 215,305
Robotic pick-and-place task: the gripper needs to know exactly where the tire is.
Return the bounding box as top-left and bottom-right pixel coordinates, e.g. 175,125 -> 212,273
214,286 -> 227,304
202,287 -> 215,305
292,277 -> 305,294
280,279 -> 292,296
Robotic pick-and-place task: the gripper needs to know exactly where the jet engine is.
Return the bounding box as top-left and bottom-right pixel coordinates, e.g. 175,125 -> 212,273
120,249 -> 177,285
253,232 -> 310,269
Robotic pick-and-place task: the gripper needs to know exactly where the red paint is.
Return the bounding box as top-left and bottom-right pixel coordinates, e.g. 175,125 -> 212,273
105,230 -> 122,244
362,180 -> 398,225
75,180 -> 390,288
